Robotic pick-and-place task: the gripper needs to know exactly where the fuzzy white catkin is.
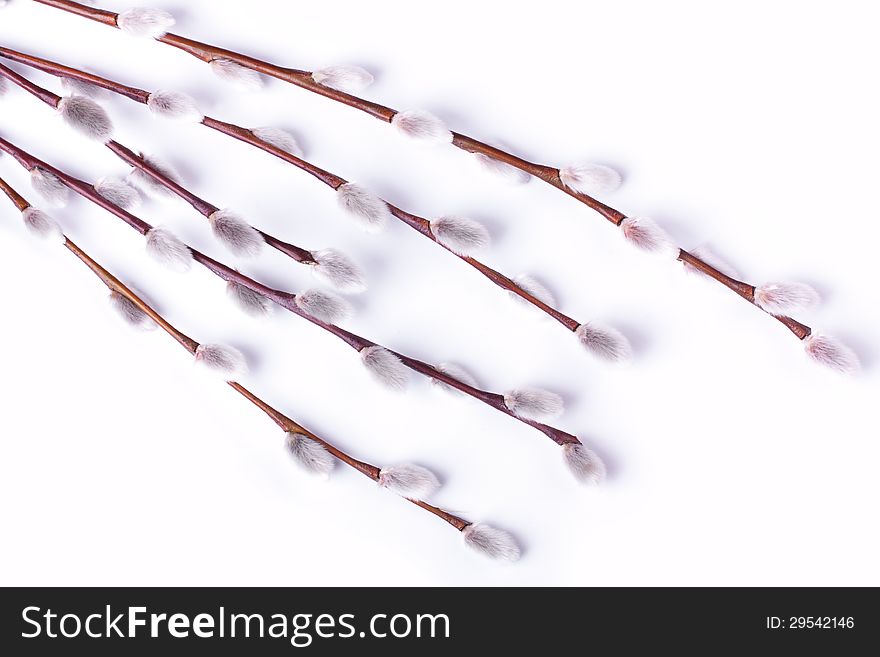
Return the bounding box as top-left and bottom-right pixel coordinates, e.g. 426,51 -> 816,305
194,343 -> 248,380
116,7 -> 175,38
144,226 -> 193,272
57,95 -> 113,141
294,289 -> 352,324
754,282 -> 820,316
128,154 -> 182,197
559,163 -> 622,195
94,176 -> 141,211
473,153 -> 531,184
210,58 -> 264,90
503,388 -> 564,421
108,291 -> 155,330
509,274 -> 557,308
21,207 -> 64,243
620,216 -> 679,258
336,183 -> 391,232
146,90 -> 203,122
563,443 -> 606,485
0,75 -> 8,97
30,167 -> 70,208
576,322 -> 632,363
226,281 -> 272,317
378,464 -> 441,499
430,362 -> 479,395
207,210 -> 264,258
286,432 -> 335,477
360,346 -> 409,390
462,524 -> 521,562
311,65 -> 374,93
391,109 -> 453,144
803,334 -> 860,374
251,127 -> 303,158
429,216 -> 490,256
309,248 -> 367,293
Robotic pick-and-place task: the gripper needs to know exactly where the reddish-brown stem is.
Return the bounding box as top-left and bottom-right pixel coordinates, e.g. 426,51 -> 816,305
32,0 -> 397,118
199,117 -> 346,188
0,48 -> 587,332
2,135 -> 580,450
65,238 -> 200,354
451,135 -> 628,226
104,140 -> 316,263
0,61 -> 62,107
677,249 -> 811,339
0,176 -> 30,211
230,384 -> 471,530
32,0 -> 118,26
408,500 -> 470,531
0,136 -> 153,235
392,351 -> 580,446
384,205 -> 581,331
677,249 -> 756,301
230,381 -> 469,528
105,140 -> 217,216
0,46 -> 150,103
227,382 -> 380,480
23,4 -> 815,342
160,33 -> 398,122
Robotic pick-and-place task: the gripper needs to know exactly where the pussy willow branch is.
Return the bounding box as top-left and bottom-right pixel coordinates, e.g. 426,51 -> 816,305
0,63 -> 316,265
0,176 -> 30,212
0,176 -> 469,531
0,136 -> 582,449
70,248 -> 469,530
108,142 -> 314,263
25,0 -> 812,341
0,46 -> 584,334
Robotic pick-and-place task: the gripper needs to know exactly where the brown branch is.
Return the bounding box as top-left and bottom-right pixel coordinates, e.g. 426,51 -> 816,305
104,140 -> 317,264
0,45 -> 149,103
0,176 -> 470,532
106,141 -> 217,215
0,46 -> 590,334
65,239 -> 200,354
0,176 -> 30,211
0,62 -> 319,267
78,252 -> 467,529
0,135 -> 585,450
22,2 -> 814,341
0,58 -> 61,107
677,250 -> 809,339
0,136 -> 153,235
224,382 -> 380,481
32,0 -> 118,26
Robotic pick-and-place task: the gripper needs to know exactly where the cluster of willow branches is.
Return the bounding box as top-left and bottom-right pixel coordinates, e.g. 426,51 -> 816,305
0,30 -> 597,564
0,174 -> 520,561
0,0 -> 862,563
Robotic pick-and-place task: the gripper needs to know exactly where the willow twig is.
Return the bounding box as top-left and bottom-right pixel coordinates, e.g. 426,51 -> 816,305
0,175 -> 520,561
0,44 -> 633,363
22,0 -> 859,371
0,136 -> 607,484
0,61 -> 367,293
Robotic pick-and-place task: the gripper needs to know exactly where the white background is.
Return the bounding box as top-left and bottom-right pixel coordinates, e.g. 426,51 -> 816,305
0,0 -> 877,587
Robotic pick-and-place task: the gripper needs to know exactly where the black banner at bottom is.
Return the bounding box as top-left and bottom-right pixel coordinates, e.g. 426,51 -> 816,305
0,587 -> 874,653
